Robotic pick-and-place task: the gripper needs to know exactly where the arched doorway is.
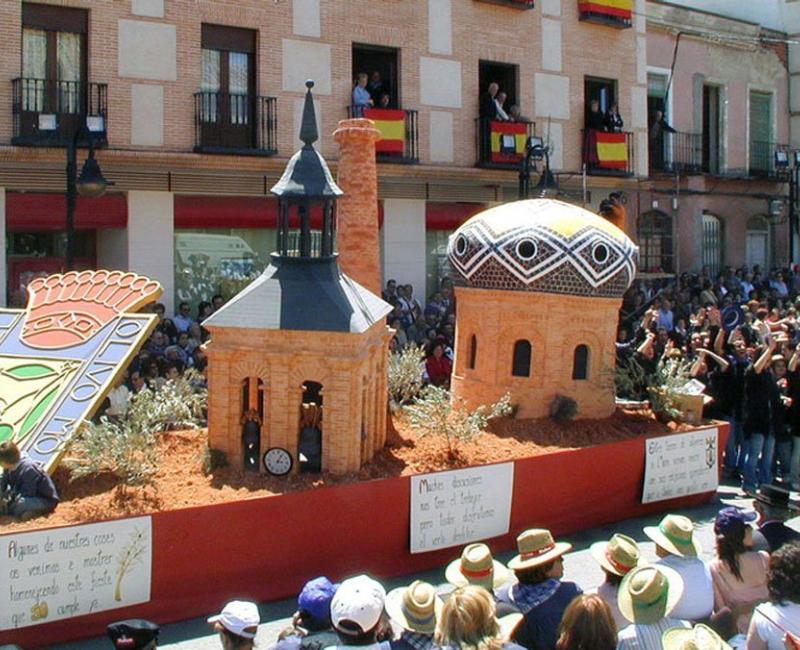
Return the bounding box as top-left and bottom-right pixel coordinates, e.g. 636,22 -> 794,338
745,216 -> 769,269
299,380 -> 323,473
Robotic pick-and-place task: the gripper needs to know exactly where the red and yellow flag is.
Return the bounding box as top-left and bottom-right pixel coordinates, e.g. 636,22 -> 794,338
595,131 -> 629,169
578,0 -> 633,20
490,121 -> 527,164
364,108 -> 405,154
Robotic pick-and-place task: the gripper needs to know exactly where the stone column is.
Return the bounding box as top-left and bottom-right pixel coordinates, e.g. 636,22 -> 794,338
333,118 -> 382,296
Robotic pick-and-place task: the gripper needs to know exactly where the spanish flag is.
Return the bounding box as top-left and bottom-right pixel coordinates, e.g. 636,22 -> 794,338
364,108 -> 405,154
595,131 -> 628,169
578,0 -> 633,21
490,121 -> 528,164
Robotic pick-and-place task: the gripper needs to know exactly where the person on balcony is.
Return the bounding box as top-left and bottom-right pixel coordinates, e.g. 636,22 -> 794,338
495,91 -> 511,121
352,72 -> 373,117
650,109 -> 677,140
508,105 -> 530,123
587,100 -> 606,131
367,70 -> 387,105
604,103 -> 624,133
480,82 -> 501,121
378,93 -> 391,109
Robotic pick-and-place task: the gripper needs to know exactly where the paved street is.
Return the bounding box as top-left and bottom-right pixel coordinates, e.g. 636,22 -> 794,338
46,482 -> 799,650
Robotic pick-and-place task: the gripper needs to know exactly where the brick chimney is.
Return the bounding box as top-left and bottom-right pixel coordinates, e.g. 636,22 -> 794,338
333,118 -> 382,296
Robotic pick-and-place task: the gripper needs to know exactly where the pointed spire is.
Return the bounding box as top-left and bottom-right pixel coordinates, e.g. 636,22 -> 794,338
300,80 -> 319,147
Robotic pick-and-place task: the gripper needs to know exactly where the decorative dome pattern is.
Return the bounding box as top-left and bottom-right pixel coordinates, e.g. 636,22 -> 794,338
447,199 -> 638,298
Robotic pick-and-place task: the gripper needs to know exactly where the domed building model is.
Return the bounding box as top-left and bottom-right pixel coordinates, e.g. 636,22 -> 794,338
447,198 -> 638,419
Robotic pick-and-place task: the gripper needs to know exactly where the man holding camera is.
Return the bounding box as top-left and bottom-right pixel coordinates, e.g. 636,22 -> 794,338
0,440 -> 59,521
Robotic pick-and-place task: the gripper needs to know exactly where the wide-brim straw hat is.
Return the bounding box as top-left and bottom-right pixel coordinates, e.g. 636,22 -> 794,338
445,543 -> 513,590
662,624 -> 732,650
507,529 -> 572,571
590,533 -> 642,577
643,514 -> 702,557
385,581 -> 442,634
618,565 -> 684,625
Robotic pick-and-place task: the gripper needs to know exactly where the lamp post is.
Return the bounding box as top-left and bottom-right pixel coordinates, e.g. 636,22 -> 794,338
518,136 -> 558,200
66,125 -> 110,271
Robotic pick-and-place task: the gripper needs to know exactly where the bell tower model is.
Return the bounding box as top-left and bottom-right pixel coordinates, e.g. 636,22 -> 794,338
203,81 -> 393,475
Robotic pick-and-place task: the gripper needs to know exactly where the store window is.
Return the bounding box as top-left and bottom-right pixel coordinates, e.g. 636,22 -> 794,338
173,228 -> 275,312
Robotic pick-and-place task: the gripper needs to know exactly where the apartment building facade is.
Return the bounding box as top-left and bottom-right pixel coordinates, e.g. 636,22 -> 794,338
0,0 -> 650,312
639,0 -> 793,277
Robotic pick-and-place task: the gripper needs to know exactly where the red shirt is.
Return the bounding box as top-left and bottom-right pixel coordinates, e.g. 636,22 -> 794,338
426,355 -> 452,386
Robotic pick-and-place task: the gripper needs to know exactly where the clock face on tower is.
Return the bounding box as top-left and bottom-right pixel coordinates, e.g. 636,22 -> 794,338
264,447 -> 293,476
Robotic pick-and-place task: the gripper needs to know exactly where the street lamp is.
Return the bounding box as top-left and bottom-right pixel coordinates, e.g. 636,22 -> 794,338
66,125 -> 111,270
518,135 -> 558,200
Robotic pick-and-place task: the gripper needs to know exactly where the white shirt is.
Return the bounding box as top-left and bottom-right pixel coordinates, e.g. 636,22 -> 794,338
654,556 -> 714,621
747,602 -> 800,650
593,581 -> 628,631
617,617 -> 691,650
106,385 -> 130,417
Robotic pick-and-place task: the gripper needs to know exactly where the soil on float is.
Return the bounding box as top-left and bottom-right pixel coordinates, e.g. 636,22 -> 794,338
0,409 -> 697,533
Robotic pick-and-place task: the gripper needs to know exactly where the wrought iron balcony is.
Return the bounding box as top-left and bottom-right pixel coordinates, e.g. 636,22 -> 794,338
749,140 -> 789,179
650,131 -> 702,175
474,0 -> 536,8
582,129 -> 634,177
194,92 -> 278,156
348,106 -> 420,164
475,118 -> 536,170
11,78 -> 107,147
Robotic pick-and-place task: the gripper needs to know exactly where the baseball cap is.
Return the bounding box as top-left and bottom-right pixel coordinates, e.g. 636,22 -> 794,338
298,576 -> 339,627
207,600 -> 260,639
714,507 -> 757,535
107,619 -> 159,649
330,575 -> 386,634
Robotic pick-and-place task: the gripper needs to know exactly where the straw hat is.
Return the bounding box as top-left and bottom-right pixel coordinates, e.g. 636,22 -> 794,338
618,565 -> 684,625
662,624 -> 732,650
590,534 -> 642,577
507,529 -> 572,571
385,581 -> 442,634
643,515 -> 702,557
445,543 -> 513,590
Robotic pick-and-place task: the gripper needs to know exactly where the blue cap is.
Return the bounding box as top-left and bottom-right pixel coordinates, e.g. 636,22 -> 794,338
298,577 -> 338,627
714,506 -> 757,535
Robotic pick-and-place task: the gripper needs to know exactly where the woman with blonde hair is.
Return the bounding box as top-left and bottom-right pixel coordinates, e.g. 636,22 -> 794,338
436,586 -> 524,650
555,594 -> 616,650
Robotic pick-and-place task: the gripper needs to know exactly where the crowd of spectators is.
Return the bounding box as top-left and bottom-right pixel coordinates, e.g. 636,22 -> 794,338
384,277 -> 457,388
104,496 -> 799,650
617,264 -> 800,493
96,295 -> 225,421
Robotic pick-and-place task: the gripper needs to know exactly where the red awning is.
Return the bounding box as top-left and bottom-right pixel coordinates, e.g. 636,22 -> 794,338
174,196 -> 279,229
425,202 -> 485,230
6,192 -> 127,231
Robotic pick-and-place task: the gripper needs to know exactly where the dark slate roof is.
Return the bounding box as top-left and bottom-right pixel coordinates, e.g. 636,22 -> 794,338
202,254 -> 392,333
270,146 -> 343,199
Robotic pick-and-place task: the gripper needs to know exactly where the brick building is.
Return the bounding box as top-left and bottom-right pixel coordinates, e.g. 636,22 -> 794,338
0,0 -> 648,313
0,0 -> 797,314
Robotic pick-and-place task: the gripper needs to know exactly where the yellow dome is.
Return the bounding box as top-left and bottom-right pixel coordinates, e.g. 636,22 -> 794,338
447,198 -> 638,298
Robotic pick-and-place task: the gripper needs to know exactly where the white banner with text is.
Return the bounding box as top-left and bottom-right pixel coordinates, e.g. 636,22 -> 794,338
410,463 -> 514,554
642,427 -> 719,504
1,516 -> 152,630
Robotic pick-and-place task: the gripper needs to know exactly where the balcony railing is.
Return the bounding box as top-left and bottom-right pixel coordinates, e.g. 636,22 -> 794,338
194,92 -> 277,156
582,129 -> 634,177
749,140 -> 789,179
348,106 -> 420,164
650,131 -> 702,175
474,0 -> 535,8
476,118 -> 536,170
12,78 -> 107,147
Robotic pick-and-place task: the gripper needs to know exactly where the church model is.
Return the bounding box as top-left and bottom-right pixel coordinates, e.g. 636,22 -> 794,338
203,82 -> 392,476
447,199 -> 638,419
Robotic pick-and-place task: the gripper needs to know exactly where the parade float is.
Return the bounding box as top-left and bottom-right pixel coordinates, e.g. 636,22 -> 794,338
0,83 -> 727,648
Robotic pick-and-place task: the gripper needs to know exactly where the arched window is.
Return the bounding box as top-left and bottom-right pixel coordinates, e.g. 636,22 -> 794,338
467,335 -> 477,370
637,210 -> 673,273
241,377 -> 264,472
299,380 -> 323,474
512,340 -> 531,377
572,345 -> 589,380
